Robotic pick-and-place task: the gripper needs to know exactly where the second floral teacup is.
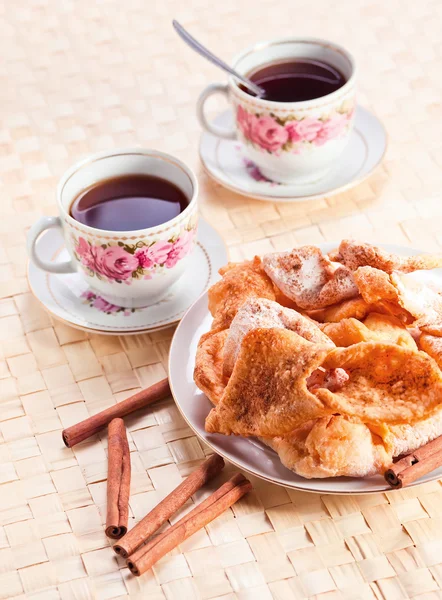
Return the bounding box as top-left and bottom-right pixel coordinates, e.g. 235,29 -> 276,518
27,148 -> 198,308
197,37 -> 356,184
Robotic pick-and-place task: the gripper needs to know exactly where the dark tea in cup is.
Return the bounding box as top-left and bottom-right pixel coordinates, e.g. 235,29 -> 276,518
241,58 -> 346,102
70,174 -> 188,232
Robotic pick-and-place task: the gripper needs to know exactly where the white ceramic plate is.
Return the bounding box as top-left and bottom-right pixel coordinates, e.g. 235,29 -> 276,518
169,243 -> 442,493
199,106 -> 387,202
28,219 -> 228,336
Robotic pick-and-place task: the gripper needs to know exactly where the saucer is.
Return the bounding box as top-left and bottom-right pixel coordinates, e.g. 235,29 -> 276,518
199,106 -> 387,202
28,219 -> 228,335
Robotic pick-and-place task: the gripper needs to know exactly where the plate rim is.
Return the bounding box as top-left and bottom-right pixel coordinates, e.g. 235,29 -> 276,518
199,105 -> 388,203
168,241 -> 442,494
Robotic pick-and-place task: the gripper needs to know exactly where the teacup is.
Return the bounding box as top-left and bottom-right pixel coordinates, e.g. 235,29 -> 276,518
27,148 -> 198,308
197,37 -> 356,184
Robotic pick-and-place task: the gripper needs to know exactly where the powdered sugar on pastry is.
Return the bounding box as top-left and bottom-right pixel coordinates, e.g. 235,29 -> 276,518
223,298 -> 334,377
337,239 -> 442,273
205,328 -> 333,437
419,333 -> 442,368
391,270 -> 442,322
354,267 -> 442,330
387,407 -> 442,458
262,246 -> 358,310
207,257 -> 276,331
267,416 -> 391,478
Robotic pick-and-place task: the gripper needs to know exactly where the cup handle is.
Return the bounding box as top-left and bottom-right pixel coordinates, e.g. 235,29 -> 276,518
27,216 -> 76,274
197,83 -> 237,140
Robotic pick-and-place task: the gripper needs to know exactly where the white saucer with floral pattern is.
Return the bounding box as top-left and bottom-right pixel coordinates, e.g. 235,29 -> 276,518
28,219 -> 228,335
199,106 -> 387,202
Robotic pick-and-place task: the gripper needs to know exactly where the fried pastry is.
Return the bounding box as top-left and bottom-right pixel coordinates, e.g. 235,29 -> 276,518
353,267 -> 399,305
267,416 -> 391,478
208,257 -> 276,331
418,333 -> 442,368
322,314 -> 417,349
354,267 -> 414,322
363,313 -> 417,349
194,330 -> 229,405
337,239 -> 442,273
223,298 -> 334,377
314,342 -> 442,425
262,246 -> 358,310
322,318 -> 375,347
195,239 -> 442,481
417,319 -> 442,336
306,367 -> 349,391
392,270 -> 442,334
355,267 -> 442,330
205,328 -> 332,437
386,407 -> 442,458
308,297 -> 373,323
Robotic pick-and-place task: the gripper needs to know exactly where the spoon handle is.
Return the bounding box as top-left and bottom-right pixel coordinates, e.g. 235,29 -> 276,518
172,20 -> 264,97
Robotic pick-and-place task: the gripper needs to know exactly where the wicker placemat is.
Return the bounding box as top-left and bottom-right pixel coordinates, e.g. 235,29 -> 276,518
1,0 -> 442,598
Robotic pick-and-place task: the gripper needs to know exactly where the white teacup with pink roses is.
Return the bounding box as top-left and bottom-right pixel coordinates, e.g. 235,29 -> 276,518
27,149 -> 198,308
197,38 -> 356,184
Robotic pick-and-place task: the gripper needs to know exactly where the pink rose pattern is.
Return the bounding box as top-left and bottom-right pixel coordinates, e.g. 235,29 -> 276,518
237,106 -> 354,154
250,116 -> 289,153
243,158 -> 280,186
81,291 -> 135,316
134,240 -> 172,269
75,227 -> 196,284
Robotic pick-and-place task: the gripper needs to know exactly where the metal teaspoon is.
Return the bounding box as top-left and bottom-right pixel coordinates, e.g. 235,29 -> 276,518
172,20 -> 266,98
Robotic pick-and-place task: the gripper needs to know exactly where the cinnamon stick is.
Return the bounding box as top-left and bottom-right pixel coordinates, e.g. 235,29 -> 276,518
128,472 -> 245,565
127,473 -> 252,576
114,453 -> 224,558
62,378 -> 170,447
106,418 -> 131,539
384,435 -> 442,489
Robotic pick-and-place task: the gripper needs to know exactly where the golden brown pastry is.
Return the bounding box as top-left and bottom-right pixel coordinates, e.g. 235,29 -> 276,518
194,239 -> 442,480
386,407 -> 442,458
418,333 -> 442,368
207,257 -> 276,331
267,416 -> 392,478
314,342 -> 442,425
354,266 -> 442,331
205,328 -> 332,437
223,298 -> 334,377
308,297 -> 373,322
322,314 -> 417,349
337,239 -> 442,273
354,266 -> 399,305
194,330 -> 229,405
262,246 -> 358,310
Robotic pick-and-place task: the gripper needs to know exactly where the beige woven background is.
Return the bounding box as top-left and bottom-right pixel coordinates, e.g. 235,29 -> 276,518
1,0 -> 442,598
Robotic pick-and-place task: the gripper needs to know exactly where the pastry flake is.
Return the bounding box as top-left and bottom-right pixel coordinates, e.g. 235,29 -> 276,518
194,330 -> 229,406
268,416 -> 392,478
315,342 -> 442,425
205,328 -> 332,437
262,246 -> 358,310
208,257 -> 276,331
322,313 -> 417,349
308,296 -> 373,323
337,239 -> 442,273
223,297 -> 334,377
